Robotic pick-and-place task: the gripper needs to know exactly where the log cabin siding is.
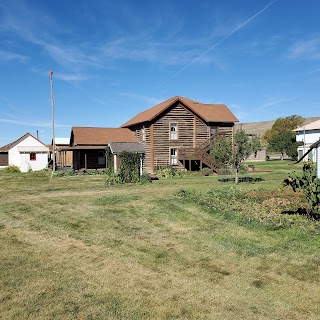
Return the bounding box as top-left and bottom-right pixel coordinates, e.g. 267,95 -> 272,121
73,149 -> 106,170
218,126 -> 233,136
126,102 -> 236,172
196,118 -> 210,144
131,123 -> 152,173
153,103 -> 196,170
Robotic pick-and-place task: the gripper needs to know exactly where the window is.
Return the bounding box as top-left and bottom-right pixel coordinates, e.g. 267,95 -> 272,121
97,151 -> 106,166
30,152 -> 36,161
170,123 -> 178,140
142,126 -> 146,141
210,126 -> 218,136
170,148 -> 178,165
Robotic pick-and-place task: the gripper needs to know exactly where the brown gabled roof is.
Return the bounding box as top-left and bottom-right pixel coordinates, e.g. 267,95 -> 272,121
121,96 -> 238,127
0,133 -> 47,152
71,127 -> 136,146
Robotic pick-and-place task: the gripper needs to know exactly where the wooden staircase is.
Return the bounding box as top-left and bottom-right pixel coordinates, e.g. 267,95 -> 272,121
179,132 -> 232,174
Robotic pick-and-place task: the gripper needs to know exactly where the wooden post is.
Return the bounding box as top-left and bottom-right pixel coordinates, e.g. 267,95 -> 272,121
85,153 -> 87,170
114,154 -> 117,172
193,118 -> 197,148
49,71 -> 55,172
317,145 -> 320,178
150,123 -> 154,174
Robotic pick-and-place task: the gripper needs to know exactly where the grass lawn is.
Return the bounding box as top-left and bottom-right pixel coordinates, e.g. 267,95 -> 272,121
0,161 -> 320,319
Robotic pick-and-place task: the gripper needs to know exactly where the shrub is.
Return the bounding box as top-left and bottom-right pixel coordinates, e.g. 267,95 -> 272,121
156,166 -> 181,178
118,151 -> 141,183
284,162 -> 320,214
139,173 -> 151,184
200,168 -> 213,176
3,165 -> 21,173
177,187 -> 319,230
105,172 -> 123,185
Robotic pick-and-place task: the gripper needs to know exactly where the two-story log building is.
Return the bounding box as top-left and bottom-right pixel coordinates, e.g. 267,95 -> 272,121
122,96 -> 238,173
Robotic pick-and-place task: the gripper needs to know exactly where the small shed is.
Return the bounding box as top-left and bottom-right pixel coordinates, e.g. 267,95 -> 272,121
109,142 -> 145,175
0,133 -> 49,172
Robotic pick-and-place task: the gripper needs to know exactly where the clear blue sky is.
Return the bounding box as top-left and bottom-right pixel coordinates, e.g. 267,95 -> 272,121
1,0 -> 320,145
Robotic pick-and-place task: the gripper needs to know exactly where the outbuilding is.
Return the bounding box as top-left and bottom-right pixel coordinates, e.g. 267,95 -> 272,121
0,133 -> 49,172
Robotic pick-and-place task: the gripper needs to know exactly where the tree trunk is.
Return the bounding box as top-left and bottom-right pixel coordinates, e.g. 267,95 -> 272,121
235,167 -> 239,184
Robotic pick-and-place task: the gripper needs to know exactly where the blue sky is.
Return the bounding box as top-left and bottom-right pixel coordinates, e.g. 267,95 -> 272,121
1,0 -> 320,145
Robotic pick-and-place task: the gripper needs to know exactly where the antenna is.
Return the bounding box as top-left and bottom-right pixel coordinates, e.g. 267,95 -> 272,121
49,70 -> 56,173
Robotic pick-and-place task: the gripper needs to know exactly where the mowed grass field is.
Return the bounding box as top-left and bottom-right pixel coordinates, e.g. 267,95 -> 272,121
1,161 -> 320,319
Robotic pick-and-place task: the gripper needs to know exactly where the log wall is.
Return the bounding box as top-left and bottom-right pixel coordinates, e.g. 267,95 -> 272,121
128,102 -> 235,172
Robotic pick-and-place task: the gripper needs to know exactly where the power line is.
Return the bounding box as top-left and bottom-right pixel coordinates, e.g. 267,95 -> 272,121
159,0 -> 278,88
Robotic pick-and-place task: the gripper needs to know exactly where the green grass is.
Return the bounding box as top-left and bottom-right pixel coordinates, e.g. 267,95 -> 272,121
0,161 -> 320,319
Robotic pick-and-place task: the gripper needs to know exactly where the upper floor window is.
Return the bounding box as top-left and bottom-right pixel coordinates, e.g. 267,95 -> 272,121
170,123 -> 178,140
210,126 -> 218,136
30,152 -> 36,161
142,126 -> 146,141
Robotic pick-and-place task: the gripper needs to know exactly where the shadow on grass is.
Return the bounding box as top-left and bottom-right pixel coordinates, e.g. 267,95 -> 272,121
218,177 -> 264,183
281,208 -> 320,221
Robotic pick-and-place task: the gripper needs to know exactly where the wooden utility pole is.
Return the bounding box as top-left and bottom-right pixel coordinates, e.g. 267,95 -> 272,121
49,70 -> 55,172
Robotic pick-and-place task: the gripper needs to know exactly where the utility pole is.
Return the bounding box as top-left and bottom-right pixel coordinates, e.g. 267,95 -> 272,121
49,70 -> 55,172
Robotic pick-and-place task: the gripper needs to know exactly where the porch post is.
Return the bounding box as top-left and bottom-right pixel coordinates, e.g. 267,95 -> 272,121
114,154 -> 117,172
317,145 -> 320,178
140,157 -> 143,176
150,123 -> 155,174
193,118 -> 197,148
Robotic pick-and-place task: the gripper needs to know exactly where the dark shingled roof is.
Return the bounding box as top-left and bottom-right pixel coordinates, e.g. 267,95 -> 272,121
109,142 -> 145,154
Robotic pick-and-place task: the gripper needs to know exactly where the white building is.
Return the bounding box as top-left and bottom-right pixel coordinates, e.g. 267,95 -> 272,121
294,119 -> 320,162
0,133 -> 49,172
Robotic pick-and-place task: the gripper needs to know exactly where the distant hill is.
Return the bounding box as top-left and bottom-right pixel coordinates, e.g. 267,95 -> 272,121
235,117 -> 320,137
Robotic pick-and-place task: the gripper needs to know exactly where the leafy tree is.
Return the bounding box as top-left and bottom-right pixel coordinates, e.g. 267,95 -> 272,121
210,136 -> 233,166
210,129 -> 261,183
232,130 -> 261,183
263,115 -> 304,159
263,115 -> 304,140
286,140 -> 303,161
267,131 -> 295,160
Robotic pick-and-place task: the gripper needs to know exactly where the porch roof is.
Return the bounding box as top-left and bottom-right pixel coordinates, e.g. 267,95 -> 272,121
109,142 -> 145,154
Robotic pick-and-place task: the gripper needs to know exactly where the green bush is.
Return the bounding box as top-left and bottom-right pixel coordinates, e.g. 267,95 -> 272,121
105,172 -> 123,185
118,151 -> 141,183
177,187 -> 319,230
156,166 -> 181,178
3,165 -> 21,173
139,172 -> 151,184
200,168 -> 213,176
284,162 -> 320,214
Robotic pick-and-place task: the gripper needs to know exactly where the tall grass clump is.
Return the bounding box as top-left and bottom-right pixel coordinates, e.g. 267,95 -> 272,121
2,165 -> 21,173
